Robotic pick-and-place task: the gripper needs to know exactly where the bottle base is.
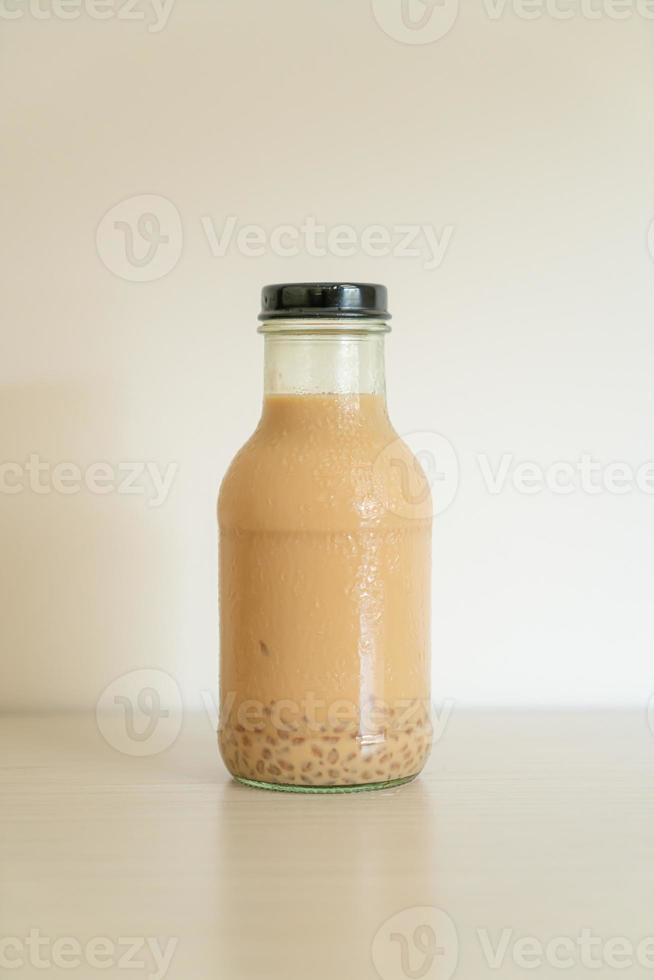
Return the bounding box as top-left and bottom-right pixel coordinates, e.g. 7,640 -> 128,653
232,773 -> 418,794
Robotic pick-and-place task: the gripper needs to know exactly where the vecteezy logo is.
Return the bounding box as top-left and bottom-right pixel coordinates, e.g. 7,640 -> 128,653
371,0 -> 459,44
647,216 -> 654,268
372,906 -> 459,980
96,668 -> 183,756
374,430 -> 459,519
96,194 -> 183,282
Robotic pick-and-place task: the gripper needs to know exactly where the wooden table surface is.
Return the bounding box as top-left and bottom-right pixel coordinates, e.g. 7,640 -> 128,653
1,709 -> 653,979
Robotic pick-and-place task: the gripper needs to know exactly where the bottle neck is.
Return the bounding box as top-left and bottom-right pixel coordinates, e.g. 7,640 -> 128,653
261,319 -> 389,398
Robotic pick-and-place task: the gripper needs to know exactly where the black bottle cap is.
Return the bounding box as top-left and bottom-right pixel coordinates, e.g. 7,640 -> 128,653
259,282 -> 390,320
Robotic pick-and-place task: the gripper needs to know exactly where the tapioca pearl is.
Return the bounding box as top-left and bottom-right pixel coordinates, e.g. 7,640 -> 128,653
327,748 -> 339,764
327,769 -> 339,779
242,734 -> 251,747
300,774 -> 313,784
292,736 -> 305,745
265,735 -> 276,746
301,760 -> 313,772
262,748 -> 272,760
311,745 -> 323,759
361,770 -> 371,780
267,765 -> 281,776
279,760 -> 294,771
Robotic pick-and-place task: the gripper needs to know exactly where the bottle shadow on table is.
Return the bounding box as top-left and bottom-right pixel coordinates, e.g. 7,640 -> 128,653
213,775 -> 443,980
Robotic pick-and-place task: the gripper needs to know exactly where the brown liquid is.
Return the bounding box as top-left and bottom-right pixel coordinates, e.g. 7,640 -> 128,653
218,394 -> 432,789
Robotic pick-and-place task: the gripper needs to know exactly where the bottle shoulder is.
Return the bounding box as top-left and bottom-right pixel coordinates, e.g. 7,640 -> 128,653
218,421 -> 432,532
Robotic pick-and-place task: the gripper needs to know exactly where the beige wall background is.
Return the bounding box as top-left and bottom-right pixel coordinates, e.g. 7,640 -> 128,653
1,0 -> 653,711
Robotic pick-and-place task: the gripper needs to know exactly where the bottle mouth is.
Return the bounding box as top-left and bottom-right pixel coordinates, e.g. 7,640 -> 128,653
258,282 -> 391,322
258,317 -> 391,335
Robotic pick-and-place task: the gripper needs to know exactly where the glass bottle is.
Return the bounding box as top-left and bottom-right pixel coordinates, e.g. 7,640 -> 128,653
218,283 -> 432,792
